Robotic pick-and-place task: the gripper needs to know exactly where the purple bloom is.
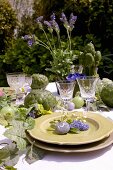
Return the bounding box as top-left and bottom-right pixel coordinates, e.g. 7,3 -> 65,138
36,16 -> 44,29
60,12 -> 67,23
69,13 -> 77,30
44,21 -> 52,28
28,39 -> 34,46
44,21 -> 53,33
66,73 -> 86,81
50,20 -> 60,33
23,35 -> 30,40
36,16 -> 43,22
50,13 -> 56,21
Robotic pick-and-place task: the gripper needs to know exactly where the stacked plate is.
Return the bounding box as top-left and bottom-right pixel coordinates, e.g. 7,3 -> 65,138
27,112 -> 113,153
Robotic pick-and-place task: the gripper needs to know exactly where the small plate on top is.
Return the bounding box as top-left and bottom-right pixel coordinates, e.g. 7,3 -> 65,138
28,112 -> 113,145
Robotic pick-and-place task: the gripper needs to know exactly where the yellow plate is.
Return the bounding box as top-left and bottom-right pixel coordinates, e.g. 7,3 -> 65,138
28,112 -> 113,145
26,132 -> 113,153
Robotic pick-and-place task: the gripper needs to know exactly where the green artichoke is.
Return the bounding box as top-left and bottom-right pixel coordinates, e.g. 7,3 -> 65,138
100,83 -> 113,107
31,74 -> 49,89
24,89 -> 58,110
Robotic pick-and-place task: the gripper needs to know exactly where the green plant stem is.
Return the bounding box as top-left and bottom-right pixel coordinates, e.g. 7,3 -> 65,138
67,29 -> 71,52
41,28 -> 53,50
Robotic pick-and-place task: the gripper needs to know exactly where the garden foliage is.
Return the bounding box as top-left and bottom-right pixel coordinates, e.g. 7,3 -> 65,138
0,0 -> 113,86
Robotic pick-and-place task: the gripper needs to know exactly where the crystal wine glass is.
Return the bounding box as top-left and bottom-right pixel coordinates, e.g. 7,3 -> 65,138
6,73 -> 25,105
56,80 -> 75,111
76,76 -> 98,117
22,74 -> 32,96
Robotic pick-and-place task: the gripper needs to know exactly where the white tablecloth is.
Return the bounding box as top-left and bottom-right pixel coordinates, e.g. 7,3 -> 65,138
1,83 -> 113,170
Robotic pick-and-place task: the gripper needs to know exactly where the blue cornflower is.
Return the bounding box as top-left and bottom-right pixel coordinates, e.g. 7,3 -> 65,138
66,73 -> 86,81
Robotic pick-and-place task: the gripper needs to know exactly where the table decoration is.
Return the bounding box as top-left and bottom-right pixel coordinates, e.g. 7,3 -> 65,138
0,81 -> 113,169
23,12 -> 78,81
28,112 -> 113,145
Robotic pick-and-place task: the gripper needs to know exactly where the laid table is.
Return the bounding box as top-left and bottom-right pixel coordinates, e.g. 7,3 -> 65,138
1,83 -> 113,170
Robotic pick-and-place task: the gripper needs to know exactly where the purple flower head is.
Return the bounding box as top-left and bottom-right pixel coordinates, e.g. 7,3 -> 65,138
36,16 -> 43,22
60,12 -> 70,30
60,12 -> 67,23
69,13 -> 77,30
23,35 -> 30,40
66,73 -> 86,81
50,20 -> 60,33
36,16 -> 44,29
28,39 -> 34,47
44,21 -> 52,28
50,13 -> 56,21
44,21 -> 53,33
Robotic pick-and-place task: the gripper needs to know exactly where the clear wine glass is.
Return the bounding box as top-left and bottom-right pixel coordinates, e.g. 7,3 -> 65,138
56,80 -> 75,111
6,73 -> 25,105
23,74 -> 32,95
76,76 -> 98,117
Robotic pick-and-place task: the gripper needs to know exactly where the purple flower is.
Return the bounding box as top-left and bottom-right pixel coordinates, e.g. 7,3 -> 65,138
50,13 -> 56,21
44,21 -> 52,28
60,12 -> 67,23
36,16 -> 43,22
50,20 -> 60,33
28,39 -> 34,47
23,35 -> 30,40
36,16 -> 44,29
44,21 -> 53,33
66,73 -> 86,81
69,13 -> 77,30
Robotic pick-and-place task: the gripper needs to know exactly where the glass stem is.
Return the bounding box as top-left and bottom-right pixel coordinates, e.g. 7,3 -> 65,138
83,99 -> 90,118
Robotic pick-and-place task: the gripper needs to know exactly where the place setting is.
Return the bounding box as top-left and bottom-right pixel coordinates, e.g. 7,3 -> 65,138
26,76 -> 113,153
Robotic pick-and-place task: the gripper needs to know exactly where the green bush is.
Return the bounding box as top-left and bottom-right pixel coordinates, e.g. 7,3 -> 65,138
0,0 -> 18,86
0,0 -> 17,54
1,0 -> 113,85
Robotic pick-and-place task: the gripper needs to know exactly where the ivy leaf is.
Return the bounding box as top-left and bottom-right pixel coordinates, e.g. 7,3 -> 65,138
4,120 -> 26,137
4,166 -> 17,170
0,143 -> 19,167
24,117 -> 35,130
4,154 -> 19,167
0,117 -> 8,126
25,145 -> 45,164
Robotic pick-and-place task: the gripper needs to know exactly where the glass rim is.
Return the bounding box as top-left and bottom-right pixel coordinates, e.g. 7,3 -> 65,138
56,80 -> 75,84
6,72 -> 25,75
76,76 -> 99,79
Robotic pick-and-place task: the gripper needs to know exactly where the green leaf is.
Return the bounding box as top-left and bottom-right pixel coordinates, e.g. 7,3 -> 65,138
4,166 -> 17,170
0,143 -> 19,166
4,154 -> 19,167
24,117 -> 35,130
25,145 -> 45,164
4,121 -> 26,139
69,128 -> 80,134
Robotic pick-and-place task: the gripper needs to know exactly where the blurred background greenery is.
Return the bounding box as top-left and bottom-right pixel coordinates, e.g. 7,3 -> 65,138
0,0 -> 113,86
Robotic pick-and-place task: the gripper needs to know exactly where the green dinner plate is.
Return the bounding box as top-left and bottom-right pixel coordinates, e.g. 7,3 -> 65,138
28,112 -> 113,145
